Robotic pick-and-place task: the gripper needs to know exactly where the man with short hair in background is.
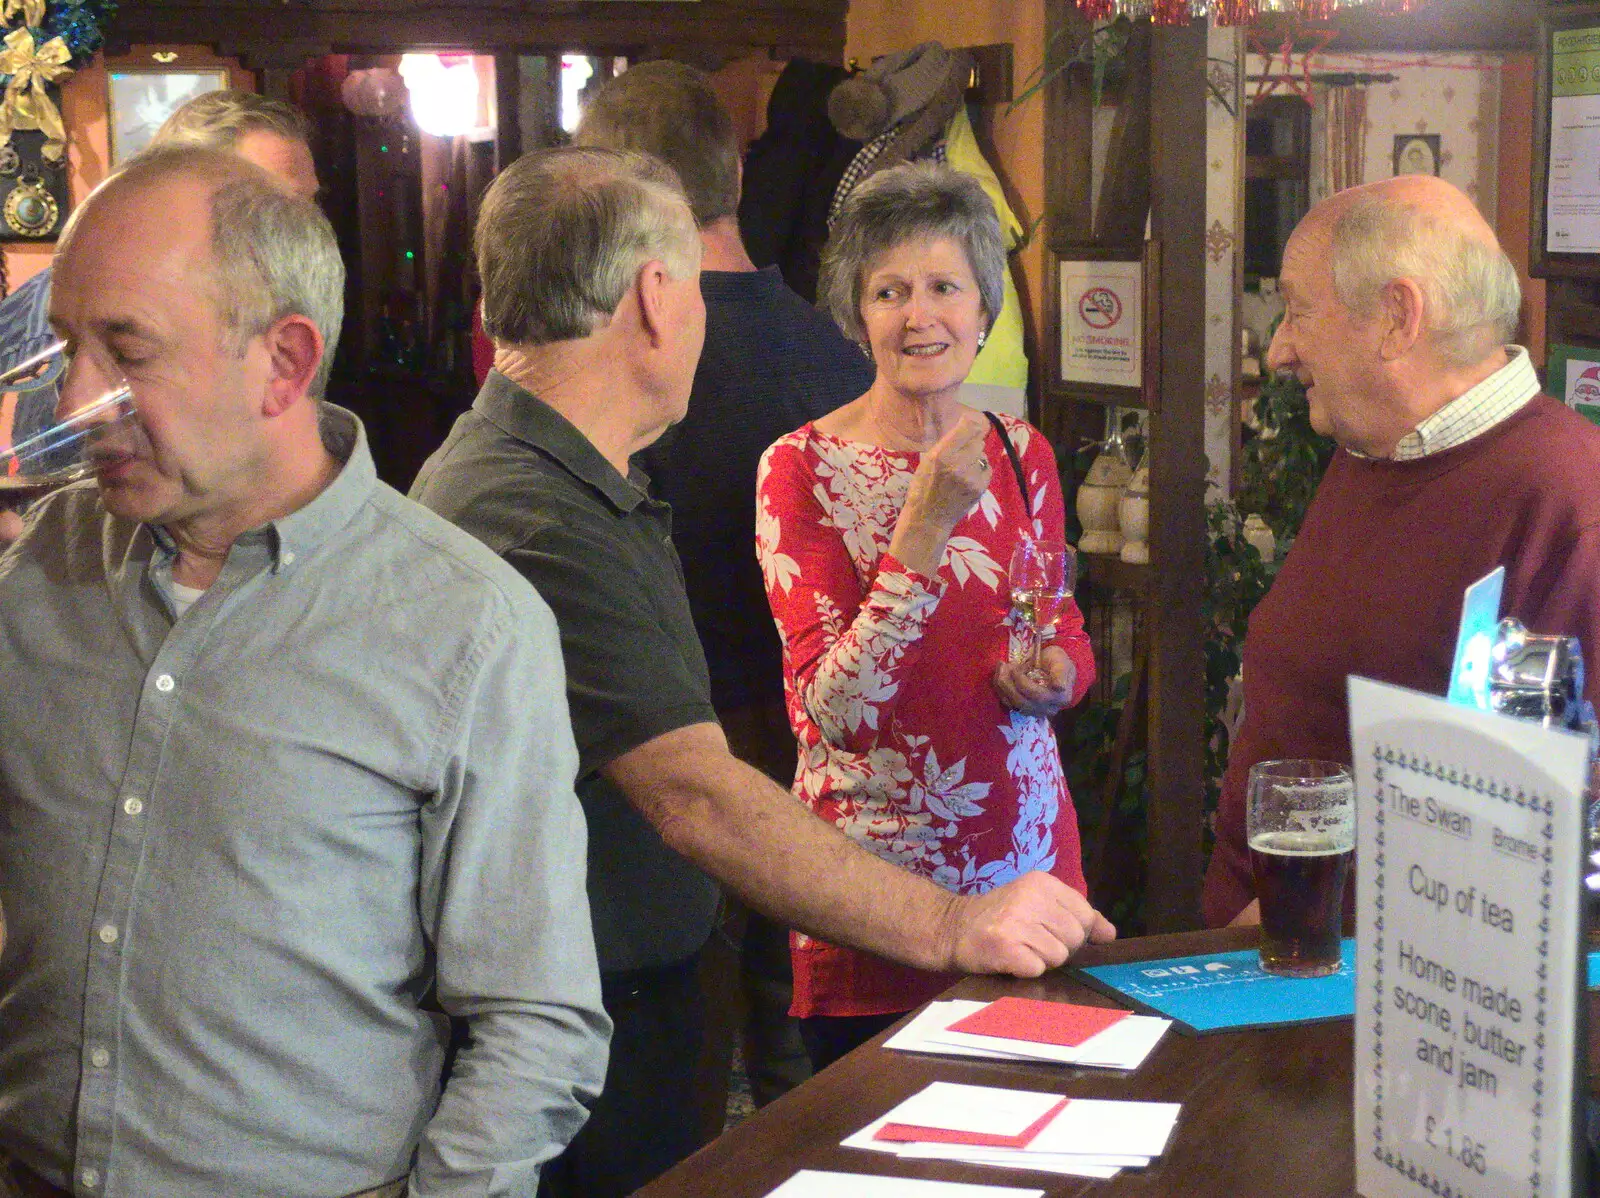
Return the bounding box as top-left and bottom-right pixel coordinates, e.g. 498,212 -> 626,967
574,59 -> 875,1117
412,144 -> 1113,1198
0,146 -> 607,1198
0,89 -> 320,544
1202,174 -> 1600,928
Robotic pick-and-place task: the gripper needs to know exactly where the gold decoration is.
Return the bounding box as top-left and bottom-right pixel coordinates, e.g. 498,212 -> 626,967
0,28 -> 70,162
4,167 -> 56,235
0,0 -> 45,30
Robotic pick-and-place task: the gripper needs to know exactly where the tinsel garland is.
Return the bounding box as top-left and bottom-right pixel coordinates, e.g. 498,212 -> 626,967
0,0 -> 115,158
1075,0 -> 1421,24
13,0 -> 113,68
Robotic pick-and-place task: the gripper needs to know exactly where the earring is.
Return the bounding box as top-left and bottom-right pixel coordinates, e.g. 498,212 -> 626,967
977,331 -> 988,349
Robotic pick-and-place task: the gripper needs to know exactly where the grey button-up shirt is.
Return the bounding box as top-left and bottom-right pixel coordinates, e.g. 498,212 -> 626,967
0,408 -> 609,1197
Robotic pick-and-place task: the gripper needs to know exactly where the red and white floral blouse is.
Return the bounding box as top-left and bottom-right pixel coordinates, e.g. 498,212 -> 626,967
755,413 -> 1096,1018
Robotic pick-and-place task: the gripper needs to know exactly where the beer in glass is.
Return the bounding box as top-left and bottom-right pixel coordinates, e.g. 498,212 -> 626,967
1247,759 -> 1354,977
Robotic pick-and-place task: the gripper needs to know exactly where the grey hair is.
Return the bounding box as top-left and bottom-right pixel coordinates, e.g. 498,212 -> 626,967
819,162 -> 1006,344
150,89 -> 311,153
476,145 -> 700,346
1329,192 -> 1521,367
62,145 -> 343,396
574,61 -> 740,228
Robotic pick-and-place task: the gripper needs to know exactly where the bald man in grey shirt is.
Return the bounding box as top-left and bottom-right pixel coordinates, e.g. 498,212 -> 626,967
0,147 -> 607,1198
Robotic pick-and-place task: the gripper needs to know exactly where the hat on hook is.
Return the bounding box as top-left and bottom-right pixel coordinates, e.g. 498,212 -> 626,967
828,41 -> 968,142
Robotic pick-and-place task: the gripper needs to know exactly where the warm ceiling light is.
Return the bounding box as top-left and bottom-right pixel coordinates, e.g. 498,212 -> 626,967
397,53 -> 480,137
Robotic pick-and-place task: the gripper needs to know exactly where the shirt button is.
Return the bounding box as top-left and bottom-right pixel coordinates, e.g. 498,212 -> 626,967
155,674 -> 175,693
81,1167 -> 100,1188
281,550 -> 296,566
98,924 -> 119,945
89,1046 -> 110,1068
123,796 -> 143,816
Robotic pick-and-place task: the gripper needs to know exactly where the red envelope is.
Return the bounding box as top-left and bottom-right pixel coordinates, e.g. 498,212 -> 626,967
874,1097 -> 1070,1147
946,997 -> 1130,1047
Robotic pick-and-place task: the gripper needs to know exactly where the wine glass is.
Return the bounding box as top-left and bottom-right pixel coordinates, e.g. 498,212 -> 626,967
1008,539 -> 1076,678
0,342 -> 135,505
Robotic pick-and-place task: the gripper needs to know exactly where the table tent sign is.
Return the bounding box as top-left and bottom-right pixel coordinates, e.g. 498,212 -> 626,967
1349,677 -> 1589,1198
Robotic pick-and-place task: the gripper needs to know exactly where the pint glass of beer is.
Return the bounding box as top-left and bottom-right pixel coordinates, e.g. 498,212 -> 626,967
1247,759 -> 1354,977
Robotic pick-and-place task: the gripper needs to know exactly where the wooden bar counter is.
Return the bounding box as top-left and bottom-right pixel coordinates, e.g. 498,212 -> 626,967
637,927 -> 1597,1198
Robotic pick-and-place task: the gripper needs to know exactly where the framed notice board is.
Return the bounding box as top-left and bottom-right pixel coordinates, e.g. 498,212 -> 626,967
1044,240 -> 1162,411
1533,4 -> 1600,279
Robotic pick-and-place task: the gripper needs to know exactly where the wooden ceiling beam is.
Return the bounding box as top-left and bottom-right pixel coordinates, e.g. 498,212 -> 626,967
109,1 -> 849,60
1250,0 -> 1537,53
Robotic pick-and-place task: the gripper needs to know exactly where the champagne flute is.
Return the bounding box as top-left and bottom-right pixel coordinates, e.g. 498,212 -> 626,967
0,342 -> 135,504
1008,539 -> 1076,678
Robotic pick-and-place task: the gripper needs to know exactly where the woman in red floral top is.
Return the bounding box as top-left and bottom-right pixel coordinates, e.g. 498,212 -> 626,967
756,164 -> 1110,1069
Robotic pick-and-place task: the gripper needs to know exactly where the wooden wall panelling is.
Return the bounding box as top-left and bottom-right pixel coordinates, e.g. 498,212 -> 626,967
108,1 -> 852,64
1250,0 -> 1536,53
1144,19 -> 1209,933
493,52 -> 522,169
1044,0 -> 1095,243
965,43 -> 1014,105
1036,0 -> 1097,446
1092,19 -> 1151,246
1039,0 -> 1207,930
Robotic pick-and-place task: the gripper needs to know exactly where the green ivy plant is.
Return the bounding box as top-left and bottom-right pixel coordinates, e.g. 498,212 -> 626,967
1203,367 -> 1335,825
1067,365 -> 1334,931
1009,15 -> 1133,115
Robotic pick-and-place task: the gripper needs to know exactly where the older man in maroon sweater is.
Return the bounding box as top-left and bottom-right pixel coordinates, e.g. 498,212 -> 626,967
1202,174 -> 1600,928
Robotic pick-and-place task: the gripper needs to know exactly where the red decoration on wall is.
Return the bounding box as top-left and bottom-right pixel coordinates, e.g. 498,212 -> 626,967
1073,0 -> 1423,25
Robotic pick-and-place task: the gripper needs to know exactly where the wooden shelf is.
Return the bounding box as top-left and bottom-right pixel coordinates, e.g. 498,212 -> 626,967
1079,551 -> 1152,595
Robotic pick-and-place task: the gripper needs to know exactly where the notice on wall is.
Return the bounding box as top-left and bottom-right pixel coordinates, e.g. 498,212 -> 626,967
1546,26 -> 1600,254
1350,677 -> 1588,1198
1059,258 -> 1142,388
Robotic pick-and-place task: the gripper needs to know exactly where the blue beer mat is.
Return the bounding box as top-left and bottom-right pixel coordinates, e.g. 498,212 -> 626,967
1589,951 -> 1600,988
1076,940 -> 1356,1035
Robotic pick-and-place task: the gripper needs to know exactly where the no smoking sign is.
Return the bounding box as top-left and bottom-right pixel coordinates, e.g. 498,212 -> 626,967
1077,286 -> 1122,330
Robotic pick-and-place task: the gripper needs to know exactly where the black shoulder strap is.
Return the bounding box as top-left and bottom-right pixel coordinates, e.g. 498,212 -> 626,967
984,410 -> 1032,519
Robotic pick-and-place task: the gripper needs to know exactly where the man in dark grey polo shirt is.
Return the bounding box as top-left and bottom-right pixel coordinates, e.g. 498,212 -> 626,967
411,145 -> 1113,1198
574,59 -> 875,1114
0,147 -> 608,1198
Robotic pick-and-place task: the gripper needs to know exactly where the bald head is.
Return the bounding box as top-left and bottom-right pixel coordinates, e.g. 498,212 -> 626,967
61,146 -> 344,395
1298,175 -> 1519,367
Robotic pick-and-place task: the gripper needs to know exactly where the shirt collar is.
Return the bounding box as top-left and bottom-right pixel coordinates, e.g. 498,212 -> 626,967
148,403 -> 376,572
1374,346 -> 1539,462
472,369 -> 648,513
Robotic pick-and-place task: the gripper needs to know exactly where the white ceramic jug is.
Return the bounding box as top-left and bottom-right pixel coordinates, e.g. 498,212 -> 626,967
1077,448 -> 1131,555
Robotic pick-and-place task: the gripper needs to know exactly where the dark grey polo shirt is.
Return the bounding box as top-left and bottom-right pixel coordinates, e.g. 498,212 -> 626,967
412,371 -> 721,974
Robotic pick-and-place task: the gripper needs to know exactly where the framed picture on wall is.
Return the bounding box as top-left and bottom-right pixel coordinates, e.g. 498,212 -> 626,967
1045,241 -> 1161,410
1532,10 -> 1600,278
1392,134 -> 1440,178
108,69 -> 230,166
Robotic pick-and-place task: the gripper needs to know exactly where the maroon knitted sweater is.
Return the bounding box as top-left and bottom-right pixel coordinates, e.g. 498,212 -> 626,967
1202,395 -> 1600,926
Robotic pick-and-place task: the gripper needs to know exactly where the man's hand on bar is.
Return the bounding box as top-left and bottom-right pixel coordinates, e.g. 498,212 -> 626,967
940,871 -> 1116,977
